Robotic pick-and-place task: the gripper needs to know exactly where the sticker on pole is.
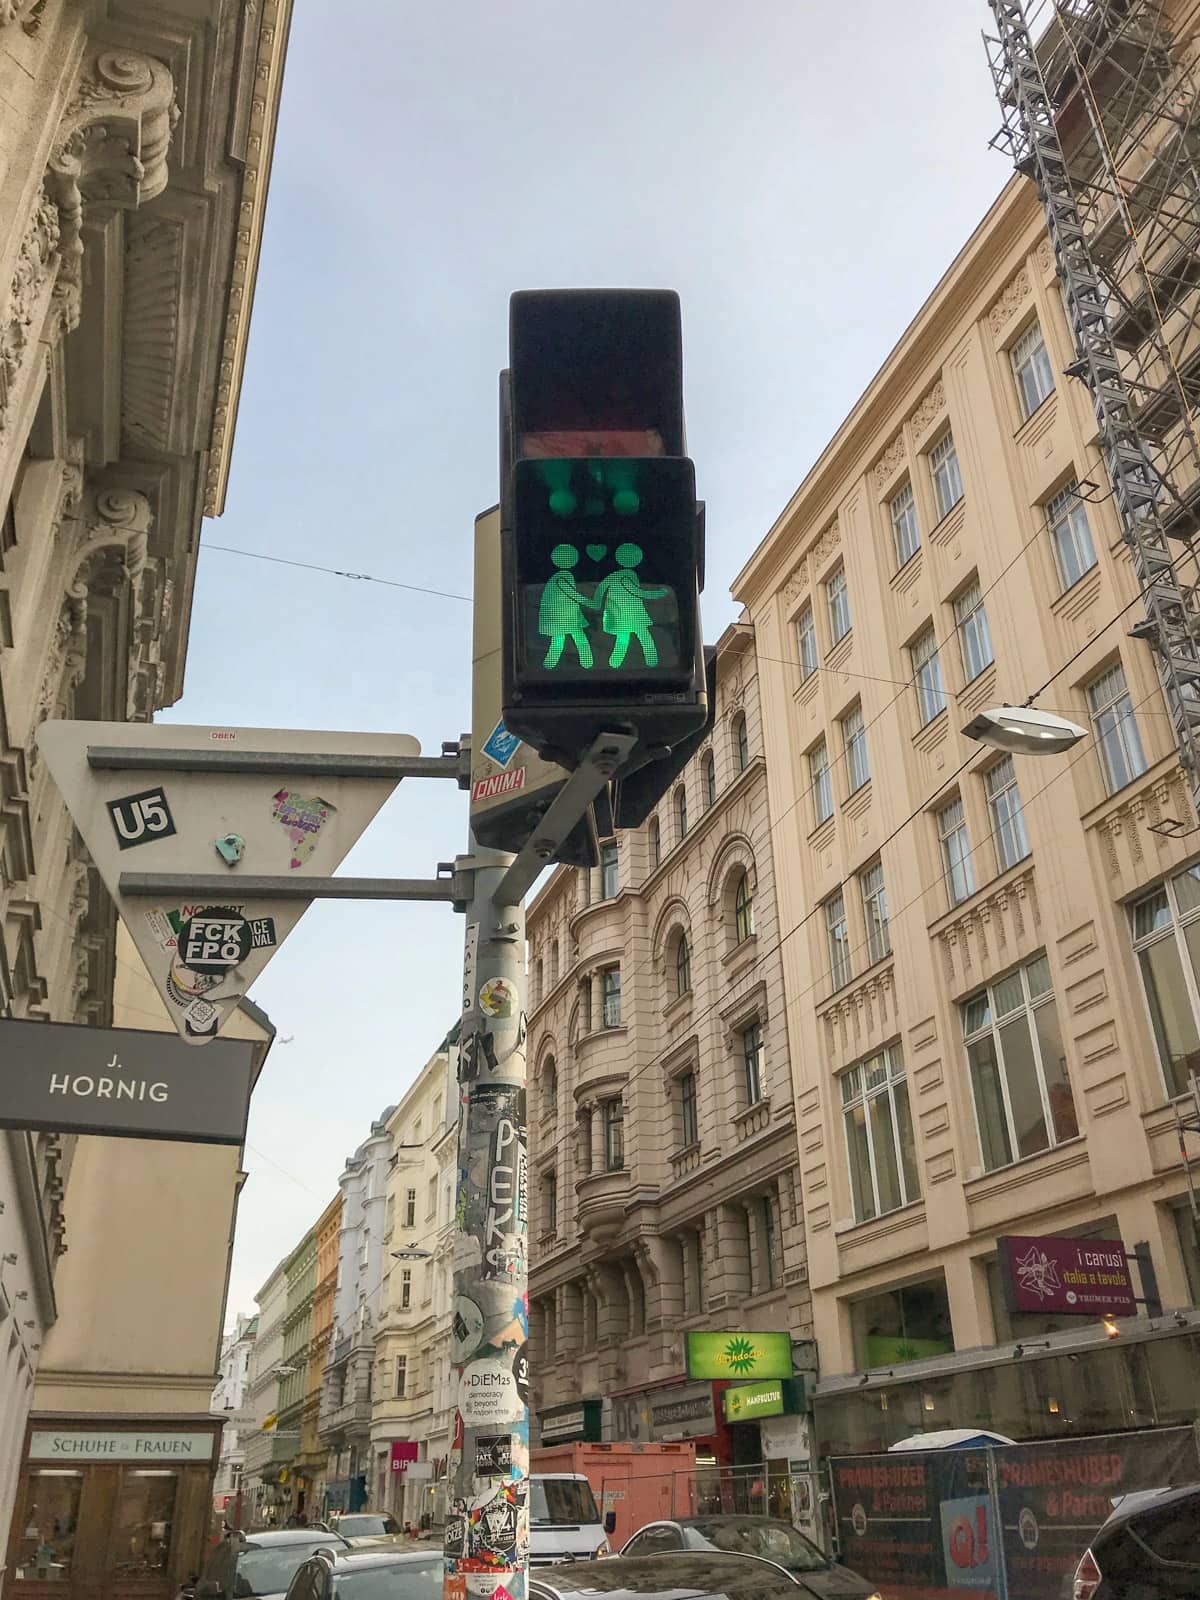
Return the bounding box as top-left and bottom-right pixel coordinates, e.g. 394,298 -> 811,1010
481,721 -> 521,769
479,977 -> 517,1019
457,1357 -> 523,1426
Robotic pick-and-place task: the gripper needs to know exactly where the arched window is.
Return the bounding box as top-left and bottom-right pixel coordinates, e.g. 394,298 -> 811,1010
543,1056 -> 558,1111
648,817 -> 661,868
675,933 -> 692,997
703,752 -> 716,809
676,785 -> 688,840
733,713 -> 749,772
535,958 -> 544,1007
734,872 -> 755,943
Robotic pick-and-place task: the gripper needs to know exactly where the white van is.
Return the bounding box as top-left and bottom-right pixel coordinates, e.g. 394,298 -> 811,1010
529,1473 -> 613,1567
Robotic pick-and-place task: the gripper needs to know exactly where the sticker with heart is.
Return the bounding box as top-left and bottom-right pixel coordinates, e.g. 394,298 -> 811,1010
585,544 -> 607,562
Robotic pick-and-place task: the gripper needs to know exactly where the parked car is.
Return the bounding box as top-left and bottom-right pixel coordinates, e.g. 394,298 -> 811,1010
620,1517 -> 880,1598
178,1528 -> 351,1599
327,1513 -> 403,1544
282,1546 -> 442,1597
1071,1482 -> 1200,1599
529,1550 -> 837,1599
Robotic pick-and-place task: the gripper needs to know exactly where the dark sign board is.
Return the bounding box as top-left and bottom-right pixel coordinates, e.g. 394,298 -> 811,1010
997,1235 -> 1137,1317
0,1017 -> 254,1145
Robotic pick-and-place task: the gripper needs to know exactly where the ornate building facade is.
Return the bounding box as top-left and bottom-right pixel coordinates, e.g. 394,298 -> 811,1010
526,625 -> 812,1477
0,0 -> 291,1585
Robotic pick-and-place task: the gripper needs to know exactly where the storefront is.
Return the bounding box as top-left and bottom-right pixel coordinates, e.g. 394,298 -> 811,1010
6,1420 -> 220,1598
537,1399 -> 603,1446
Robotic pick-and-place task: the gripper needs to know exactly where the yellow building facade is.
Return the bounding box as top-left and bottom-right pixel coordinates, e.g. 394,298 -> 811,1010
734,173 -> 1200,1452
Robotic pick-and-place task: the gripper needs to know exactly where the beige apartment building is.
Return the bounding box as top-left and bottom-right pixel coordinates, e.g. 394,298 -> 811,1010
733,168 -> 1200,1455
370,1036 -> 457,1526
526,625 -> 811,1482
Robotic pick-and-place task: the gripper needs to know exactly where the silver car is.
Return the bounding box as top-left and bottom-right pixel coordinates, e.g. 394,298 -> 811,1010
620,1517 -> 881,1598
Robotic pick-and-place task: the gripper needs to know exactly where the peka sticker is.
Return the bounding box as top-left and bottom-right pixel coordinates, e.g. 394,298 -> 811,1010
271,789 -> 336,868
107,787 -> 177,850
479,977 -> 517,1019
457,1358 -> 522,1426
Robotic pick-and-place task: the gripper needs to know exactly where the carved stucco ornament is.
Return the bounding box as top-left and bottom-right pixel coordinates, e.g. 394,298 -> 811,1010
0,0 -> 46,30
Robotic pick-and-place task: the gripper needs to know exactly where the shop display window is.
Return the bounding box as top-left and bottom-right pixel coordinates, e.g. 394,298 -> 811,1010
107,1469 -> 178,1576
14,1470 -> 83,1580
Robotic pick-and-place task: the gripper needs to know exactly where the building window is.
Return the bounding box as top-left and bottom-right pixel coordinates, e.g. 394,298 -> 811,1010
601,967 -> 621,1028
426,1176 -> 437,1217
543,1171 -> 558,1232
929,430 -> 964,520
676,784 -> 688,840
680,1070 -> 699,1147
841,1047 -> 920,1223
825,890 -> 853,989
395,1356 -> 407,1397
1087,662 -> 1147,794
826,566 -> 852,644
797,604 -> 818,678
954,578 -> 994,682
762,1195 -> 780,1289
703,752 -> 717,808
1012,321 -> 1055,418
861,861 -> 891,964
544,1056 -> 558,1107
604,1099 -> 625,1170
1131,865 -> 1200,1098
733,713 -> 749,772
404,1188 -> 416,1229
734,872 -> 755,944
911,626 -> 947,725
985,755 -> 1030,872
961,954 -> 1078,1172
889,481 -> 921,567
600,840 -> 619,899
937,796 -> 976,907
1046,480 -> 1097,590
675,932 -> 692,997
648,817 -> 660,868
810,738 -> 833,826
400,1270 -> 412,1310
742,1021 -> 765,1105
841,703 -> 870,792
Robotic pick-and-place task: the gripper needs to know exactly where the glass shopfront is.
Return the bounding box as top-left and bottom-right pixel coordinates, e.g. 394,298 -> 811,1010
7,1424 -> 218,1598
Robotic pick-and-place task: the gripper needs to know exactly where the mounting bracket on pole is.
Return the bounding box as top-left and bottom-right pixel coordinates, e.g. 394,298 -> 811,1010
491,731 -> 637,909
117,870 -> 463,903
86,740 -> 471,787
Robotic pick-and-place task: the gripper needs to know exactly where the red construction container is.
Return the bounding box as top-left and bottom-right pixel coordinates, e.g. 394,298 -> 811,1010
532,1441 -> 697,1550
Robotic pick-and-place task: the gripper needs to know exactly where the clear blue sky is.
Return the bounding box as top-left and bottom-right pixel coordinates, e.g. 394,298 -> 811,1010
169,1 -> 1012,1317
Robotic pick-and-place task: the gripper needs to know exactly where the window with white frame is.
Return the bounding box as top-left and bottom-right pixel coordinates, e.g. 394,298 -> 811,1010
797,604 -> 818,679
404,1188 -> 416,1229
961,954 -> 1078,1172
1011,321 -> 1055,418
810,739 -> 833,826
826,566 -> 852,644
600,840 -> 619,899
861,861 -> 891,964
1046,480 -> 1097,590
601,967 -> 621,1028
741,1020 -> 765,1104
929,430 -> 964,520
679,1070 -> 699,1147
937,796 -> 976,907
841,1047 -> 920,1223
889,481 -> 921,567
841,703 -> 870,792
400,1269 -> 412,1310
954,578 -> 994,681
985,755 -> 1030,872
825,890 -> 853,989
1130,865 -> 1200,1099
395,1355 -> 407,1397
1087,662 -> 1147,795
911,626 -> 947,725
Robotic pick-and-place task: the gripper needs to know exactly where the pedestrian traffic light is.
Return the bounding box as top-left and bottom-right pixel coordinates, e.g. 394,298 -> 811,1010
500,290 -> 706,770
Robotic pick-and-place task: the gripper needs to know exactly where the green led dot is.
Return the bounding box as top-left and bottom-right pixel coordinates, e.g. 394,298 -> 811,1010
549,488 -> 577,517
613,489 -> 640,516
584,496 -> 605,516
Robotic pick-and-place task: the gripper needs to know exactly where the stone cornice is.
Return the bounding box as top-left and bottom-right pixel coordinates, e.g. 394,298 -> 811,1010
204,0 -> 294,516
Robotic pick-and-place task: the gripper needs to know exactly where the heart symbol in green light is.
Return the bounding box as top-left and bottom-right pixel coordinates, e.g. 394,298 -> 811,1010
586,544 -> 607,562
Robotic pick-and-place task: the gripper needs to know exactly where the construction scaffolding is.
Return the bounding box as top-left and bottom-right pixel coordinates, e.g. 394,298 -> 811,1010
986,0 -> 1200,826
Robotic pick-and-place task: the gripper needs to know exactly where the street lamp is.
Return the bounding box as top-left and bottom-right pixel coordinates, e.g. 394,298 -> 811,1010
273,1364 -> 298,1376
962,704 -> 1087,755
391,1245 -> 432,1261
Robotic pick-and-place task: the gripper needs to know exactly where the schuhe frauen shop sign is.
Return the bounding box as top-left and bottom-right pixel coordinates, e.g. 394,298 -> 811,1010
997,1235 -> 1138,1316
0,1017 -> 255,1145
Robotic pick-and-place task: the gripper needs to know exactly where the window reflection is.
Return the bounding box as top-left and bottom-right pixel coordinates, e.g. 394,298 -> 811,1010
108,1469 -> 177,1576
15,1470 -> 83,1580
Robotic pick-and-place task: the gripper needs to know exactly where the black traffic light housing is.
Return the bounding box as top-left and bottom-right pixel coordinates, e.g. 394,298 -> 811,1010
611,646 -> 716,829
500,290 -> 706,770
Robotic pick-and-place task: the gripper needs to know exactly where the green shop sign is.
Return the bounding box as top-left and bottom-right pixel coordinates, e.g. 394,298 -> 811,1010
722,1377 -> 807,1423
685,1330 -> 792,1381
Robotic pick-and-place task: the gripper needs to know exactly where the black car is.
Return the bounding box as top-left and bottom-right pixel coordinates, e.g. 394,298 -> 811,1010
1071,1482 -> 1200,1599
620,1517 -> 880,1598
180,1528 -> 351,1599
282,1547 -> 442,1598
529,1551 -> 825,1599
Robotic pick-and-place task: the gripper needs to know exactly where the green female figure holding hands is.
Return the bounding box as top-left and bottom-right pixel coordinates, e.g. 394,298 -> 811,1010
594,542 -> 670,668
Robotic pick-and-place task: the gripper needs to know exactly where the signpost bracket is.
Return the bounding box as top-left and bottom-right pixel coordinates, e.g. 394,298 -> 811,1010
117,872 -> 459,903
87,743 -> 471,787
